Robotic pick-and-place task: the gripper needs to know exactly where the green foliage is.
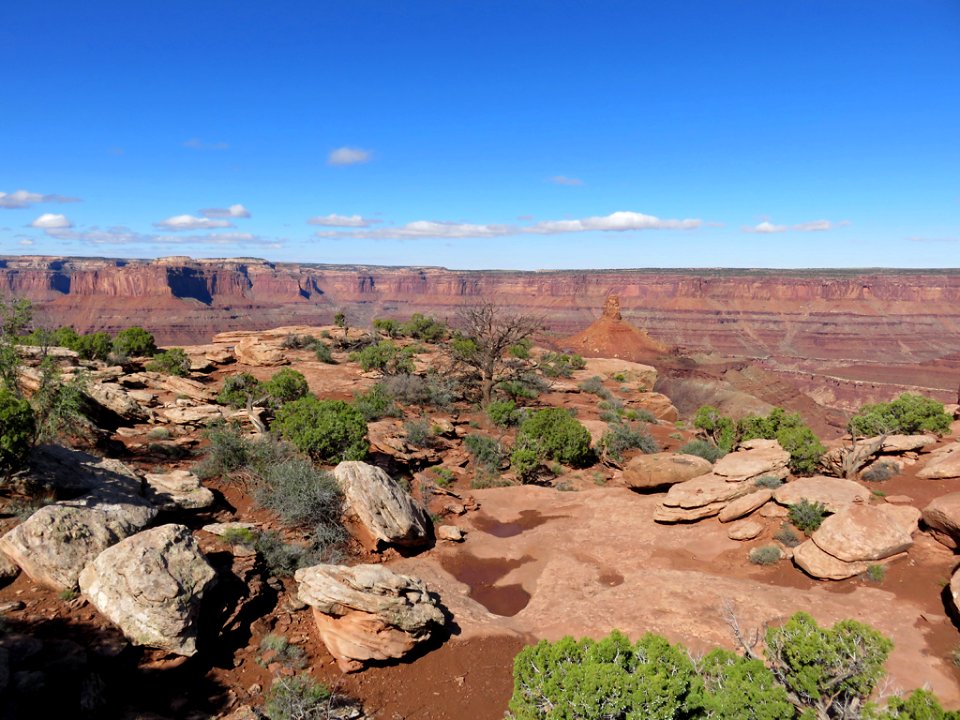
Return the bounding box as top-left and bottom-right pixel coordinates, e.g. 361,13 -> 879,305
372,318 -> 401,337
193,422 -> 264,478
861,461 -> 898,482
31,367 -> 90,443
765,612 -> 893,717
539,351 -> 586,378
0,295 -> 32,392
258,633 -> 307,670
145,347 -> 191,376
217,372 -> 264,408
694,405 -> 737,453
849,393 -> 952,438
350,340 -> 417,375
599,422 -> 658,463
253,457 -> 345,548
737,408 -> 826,475
789,499 -> 828,533
273,396 -> 368,463
403,419 -> 433,447
694,649 -> 794,720
254,531 -> 326,577
774,524 -> 801,548
755,475 -> 785,489
333,312 -> 346,329
313,341 -> 335,364
221,526 -> 257,546
112,326 -> 157,357
487,399 -> 520,427
509,631 -> 699,720
510,447 -> 541,482
512,408 -> 594,475
496,375 -> 546,402
263,674 -> 332,720
352,383 -> 401,421
508,338 -> 532,359
624,408 -> 656,423
578,375 -> 610,399
0,388 -> 35,474
464,433 -> 506,474
383,371 -> 455,409
868,689 -> 960,719
433,466 -> 455,487
679,439 -> 726,463
749,546 -> 782,565
74,331 -> 113,361
263,368 -> 309,406
865,564 -> 886,583
401,313 -> 447,342
280,333 -> 317,350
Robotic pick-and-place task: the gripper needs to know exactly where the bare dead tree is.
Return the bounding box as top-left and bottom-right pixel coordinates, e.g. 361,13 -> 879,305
449,300 -> 543,405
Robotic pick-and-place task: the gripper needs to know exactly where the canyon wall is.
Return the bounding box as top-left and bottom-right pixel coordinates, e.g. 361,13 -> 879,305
3,256 -> 960,375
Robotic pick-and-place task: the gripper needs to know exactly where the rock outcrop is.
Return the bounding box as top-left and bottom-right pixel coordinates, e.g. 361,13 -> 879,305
921,492 -> 960,549
143,470 -> 214,511
712,439 -> 790,482
295,563 -> 444,672
333,462 -> 432,548
773,476 -> 871,513
79,524 -> 216,656
917,444 -> 960,480
622,453 -> 712,490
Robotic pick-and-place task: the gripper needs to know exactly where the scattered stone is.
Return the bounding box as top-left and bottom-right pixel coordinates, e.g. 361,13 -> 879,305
0,601 -> 24,613
884,494 -> 915,505
712,439 -> 790,483
144,470 -> 215,511
793,540 -> 869,580
654,500 -> 730,523
622,453 -> 713,490
437,526 -> 464,542
718,489 -> 773,523
85,382 -> 148,421
880,434 -> 939,453
295,563 -> 444,672
917,444 -> 960,480
333,462 -> 432,549
758,503 -> 789,518
235,337 -> 286,367
655,475 -> 753,522
160,404 -> 224,426
202,522 -> 258,538
811,505 -> 914,562
773,476 -> 871,513
921,492 -> 960,548
78,524 -> 217,657
125,372 -> 217,403
727,520 -> 763,541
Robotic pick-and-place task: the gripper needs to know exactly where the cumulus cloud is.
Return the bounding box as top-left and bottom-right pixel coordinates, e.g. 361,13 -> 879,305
43,225 -> 282,249
0,189 -> 79,209
308,213 -> 379,228
30,213 -> 73,229
18,239 -> 34,246
548,175 -> 584,186
200,204 -> 251,219
153,214 -> 234,231
327,147 -> 372,166
908,236 -> 959,244
315,210 -> 703,240
743,219 -> 847,233
183,138 -> 230,151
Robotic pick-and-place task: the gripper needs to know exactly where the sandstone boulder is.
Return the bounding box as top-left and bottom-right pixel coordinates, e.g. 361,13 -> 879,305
951,570 -> 960,619
917,444 -> 960,480
26,445 -> 143,496
160,404 -> 224,426
881,434 -> 939,453
79,524 -> 216,656
333,462 -> 432,548
437,525 -> 464,542
654,475 -> 752,523
295,563 -> 444,672
718,489 -> 773,522
622,453 -> 713,490
773,476 -> 871,513
921,492 -> 960,548
0,493 -> 157,591
235,337 -> 286,367
712,439 -> 789,483
793,540 -> 869,580
631,392 -> 679,422
144,470 -> 214,511
727,520 -> 763,541
811,505 -> 914,563
124,372 -> 216,403
85,382 -> 148,421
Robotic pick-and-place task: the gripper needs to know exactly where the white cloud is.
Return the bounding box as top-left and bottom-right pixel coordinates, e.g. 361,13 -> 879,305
42,225 -> 282,249
18,239 -> 34,246
200,204 -> 251,219
908,236 -> 959,244
153,214 -> 234,231
743,219 -> 847,233
548,175 -> 584,186
0,189 -> 79,209
315,210 -> 702,240
528,211 -> 701,233
30,213 -> 73,229
183,138 -> 230,151
308,213 -> 379,228
328,147 -> 372,166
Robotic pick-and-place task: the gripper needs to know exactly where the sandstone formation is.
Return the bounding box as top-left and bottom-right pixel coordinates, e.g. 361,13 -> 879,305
727,520 -> 763,541
85,381 -> 148,421
78,524 -> 217,656
654,475 -> 752,523
811,505 -> 915,563
234,337 -> 286,367
143,470 -> 214,511
621,453 -> 713,490
333,461 -> 432,548
294,563 -> 444,672
717,489 -> 773,522
561,296 -> 667,363
793,540 -> 870,581
921,492 -> 960,548
712,439 -> 790,482
773,476 -> 871,513
917,444 -> 960,480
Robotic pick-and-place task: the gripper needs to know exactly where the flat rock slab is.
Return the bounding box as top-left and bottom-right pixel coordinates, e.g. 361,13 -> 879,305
727,520 -> 763,541
79,524 -> 216,656
718,489 -> 773,522
333,461 -> 432,549
622,453 -> 712,490
881,434 -> 939,453
144,470 -> 214,511
794,540 -> 869,580
773,476 -> 871,513
712,439 -> 789,482
921,492 -> 960,549
917,444 -> 960,480
811,505 -> 914,562
659,475 -> 752,510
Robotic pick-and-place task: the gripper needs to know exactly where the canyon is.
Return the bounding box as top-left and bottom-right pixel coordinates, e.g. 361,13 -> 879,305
3,255 -> 959,418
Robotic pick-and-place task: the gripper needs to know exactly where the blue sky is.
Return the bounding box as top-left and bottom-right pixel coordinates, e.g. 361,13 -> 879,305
1,1 -> 958,269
